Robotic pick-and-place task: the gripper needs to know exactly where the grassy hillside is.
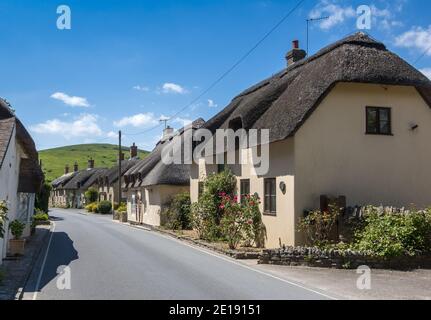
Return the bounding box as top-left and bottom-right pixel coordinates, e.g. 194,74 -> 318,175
39,144 -> 149,183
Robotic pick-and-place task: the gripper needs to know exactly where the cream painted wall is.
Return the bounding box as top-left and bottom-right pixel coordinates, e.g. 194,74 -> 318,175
190,140 -> 295,249
294,83 -> 431,244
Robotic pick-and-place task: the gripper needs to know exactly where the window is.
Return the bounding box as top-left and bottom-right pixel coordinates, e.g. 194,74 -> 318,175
264,178 -> 276,215
366,107 -> 392,135
240,179 -> 250,202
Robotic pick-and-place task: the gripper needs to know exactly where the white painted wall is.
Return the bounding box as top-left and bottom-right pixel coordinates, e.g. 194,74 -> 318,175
0,128 -> 21,262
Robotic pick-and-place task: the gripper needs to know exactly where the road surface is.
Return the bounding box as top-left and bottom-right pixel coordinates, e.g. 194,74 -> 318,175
23,209 -> 335,300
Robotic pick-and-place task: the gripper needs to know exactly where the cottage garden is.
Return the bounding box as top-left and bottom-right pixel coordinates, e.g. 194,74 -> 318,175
157,171 -> 431,269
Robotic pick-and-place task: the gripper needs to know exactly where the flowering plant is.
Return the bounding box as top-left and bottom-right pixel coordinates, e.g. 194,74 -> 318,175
219,194 -> 265,249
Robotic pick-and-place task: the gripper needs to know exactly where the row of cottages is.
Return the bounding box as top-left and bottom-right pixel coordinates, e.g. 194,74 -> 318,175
50,160 -> 106,208
0,99 -> 43,263
97,144 -> 140,205
190,33 -> 431,249
123,119 -> 205,226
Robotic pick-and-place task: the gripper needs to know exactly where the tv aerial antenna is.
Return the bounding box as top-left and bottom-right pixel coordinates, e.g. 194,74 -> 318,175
306,16 -> 329,56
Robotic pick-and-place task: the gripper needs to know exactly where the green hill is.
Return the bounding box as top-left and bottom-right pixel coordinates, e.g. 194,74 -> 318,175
39,144 -> 150,183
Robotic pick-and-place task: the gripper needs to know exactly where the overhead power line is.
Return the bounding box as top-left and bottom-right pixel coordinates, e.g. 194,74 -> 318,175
123,0 -> 308,137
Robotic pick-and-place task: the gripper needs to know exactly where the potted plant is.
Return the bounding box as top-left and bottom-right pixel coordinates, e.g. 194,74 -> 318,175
9,220 -> 26,256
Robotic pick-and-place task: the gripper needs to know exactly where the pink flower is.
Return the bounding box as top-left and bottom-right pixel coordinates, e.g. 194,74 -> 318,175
219,205 -> 225,209
247,219 -> 253,225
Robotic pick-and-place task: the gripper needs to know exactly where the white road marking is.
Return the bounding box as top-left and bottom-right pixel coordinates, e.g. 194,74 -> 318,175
32,221 -> 56,300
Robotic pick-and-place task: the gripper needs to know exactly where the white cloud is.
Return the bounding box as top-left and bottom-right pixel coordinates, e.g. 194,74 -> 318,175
395,25 -> 431,55
309,1 -> 355,30
114,112 -> 158,128
208,99 -> 218,108
51,92 -> 90,107
133,85 -> 150,92
162,83 -> 187,94
106,131 -> 118,138
30,114 -> 102,139
420,68 -> 431,80
173,117 -> 192,127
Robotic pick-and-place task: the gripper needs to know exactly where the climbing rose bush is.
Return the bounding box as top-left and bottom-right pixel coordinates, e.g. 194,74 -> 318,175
219,194 -> 265,249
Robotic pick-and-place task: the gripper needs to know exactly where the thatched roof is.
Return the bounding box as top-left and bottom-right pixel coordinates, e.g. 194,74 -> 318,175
51,172 -> 78,189
124,118 -> 205,188
203,33 -> 431,144
62,168 -> 103,191
0,99 -> 43,191
81,168 -> 107,189
0,117 -> 15,170
98,158 -> 140,186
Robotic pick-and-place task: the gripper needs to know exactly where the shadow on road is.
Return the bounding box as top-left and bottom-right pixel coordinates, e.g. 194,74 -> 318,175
37,231 -> 79,291
49,216 -> 64,221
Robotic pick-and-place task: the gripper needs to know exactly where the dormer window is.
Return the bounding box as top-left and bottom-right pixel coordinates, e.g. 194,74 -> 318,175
366,107 -> 392,135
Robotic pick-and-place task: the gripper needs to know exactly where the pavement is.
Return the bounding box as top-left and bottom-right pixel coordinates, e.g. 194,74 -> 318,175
0,225 -> 51,300
20,208 -> 431,300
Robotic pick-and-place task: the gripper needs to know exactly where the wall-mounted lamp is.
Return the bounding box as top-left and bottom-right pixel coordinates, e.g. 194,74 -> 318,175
410,123 -> 419,131
279,182 -> 286,194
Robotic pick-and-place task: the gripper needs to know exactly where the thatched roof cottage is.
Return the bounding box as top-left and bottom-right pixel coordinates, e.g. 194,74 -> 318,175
191,32 -> 431,248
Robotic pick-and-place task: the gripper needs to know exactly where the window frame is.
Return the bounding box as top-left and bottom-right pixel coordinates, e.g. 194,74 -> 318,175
263,178 -> 277,216
366,106 -> 393,136
240,179 -> 250,203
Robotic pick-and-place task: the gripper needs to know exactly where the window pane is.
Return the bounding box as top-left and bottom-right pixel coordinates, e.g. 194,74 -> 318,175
367,108 -> 378,133
270,195 -> 276,213
380,121 -> 390,134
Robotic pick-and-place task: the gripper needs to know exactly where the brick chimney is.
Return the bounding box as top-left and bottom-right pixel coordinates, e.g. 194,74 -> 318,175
162,126 -> 174,140
88,158 -> 95,169
73,162 -> 79,172
64,164 -> 70,175
286,40 -> 306,67
118,152 -> 125,163
130,143 -> 138,159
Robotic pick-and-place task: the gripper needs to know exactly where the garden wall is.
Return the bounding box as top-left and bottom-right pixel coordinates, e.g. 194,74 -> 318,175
259,247 -> 431,270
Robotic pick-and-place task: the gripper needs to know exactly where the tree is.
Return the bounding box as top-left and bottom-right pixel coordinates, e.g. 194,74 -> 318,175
85,188 -> 99,204
35,182 -> 52,213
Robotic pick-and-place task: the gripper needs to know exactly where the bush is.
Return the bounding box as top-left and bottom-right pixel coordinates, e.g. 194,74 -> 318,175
85,188 -> 99,204
85,202 -> 99,213
33,212 -> 49,222
9,220 -> 25,240
298,203 -> 341,247
191,170 -> 237,240
161,193 -> 192,230
0,201 -> 8,239
353,207 -> 431,258
98,201 -> 112,214
219,194 -> 265,249
116,202 -> 127,213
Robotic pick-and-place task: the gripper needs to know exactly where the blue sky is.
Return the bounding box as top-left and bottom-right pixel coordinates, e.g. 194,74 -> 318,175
0,0 -> 430,151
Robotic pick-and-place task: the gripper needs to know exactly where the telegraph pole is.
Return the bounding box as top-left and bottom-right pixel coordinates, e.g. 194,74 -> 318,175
118,130 -> 122,218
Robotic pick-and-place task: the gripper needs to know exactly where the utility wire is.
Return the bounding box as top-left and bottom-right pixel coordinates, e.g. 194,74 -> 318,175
123,0 -> 308,137
414,44 -> 431,65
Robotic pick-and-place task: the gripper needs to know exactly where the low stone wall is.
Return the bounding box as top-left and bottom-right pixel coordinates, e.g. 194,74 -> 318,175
259,247 -> 431,270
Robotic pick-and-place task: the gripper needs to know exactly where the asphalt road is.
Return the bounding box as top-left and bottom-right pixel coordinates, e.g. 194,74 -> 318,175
23,209 -> 334,300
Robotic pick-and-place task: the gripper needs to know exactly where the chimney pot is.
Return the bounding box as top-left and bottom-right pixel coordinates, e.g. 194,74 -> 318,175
286,40 -> 306,67
130,142 -> 138,159
88,158 -> 95,169
73,162 -> 79,172
65,164 -> 70,175
162,126 -> 174,141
